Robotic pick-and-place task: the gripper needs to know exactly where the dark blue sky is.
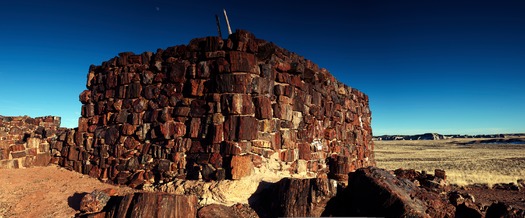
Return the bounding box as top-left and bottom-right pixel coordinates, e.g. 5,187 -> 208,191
1,0 -> 524,135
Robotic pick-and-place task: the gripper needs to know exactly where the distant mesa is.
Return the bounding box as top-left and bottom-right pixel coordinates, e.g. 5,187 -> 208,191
373,133 -> 525,141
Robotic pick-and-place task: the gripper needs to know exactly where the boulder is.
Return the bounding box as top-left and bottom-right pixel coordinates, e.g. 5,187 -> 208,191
79,189 -> 115,213
323,167 -> 455,217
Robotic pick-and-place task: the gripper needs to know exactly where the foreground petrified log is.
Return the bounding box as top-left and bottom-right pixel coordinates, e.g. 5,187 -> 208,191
244,177 -> 338,217
323,167 -> 455,217
105,192 -> 197,218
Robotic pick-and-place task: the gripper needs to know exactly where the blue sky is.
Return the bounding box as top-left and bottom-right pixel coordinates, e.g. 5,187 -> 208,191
1,0 -> 524,135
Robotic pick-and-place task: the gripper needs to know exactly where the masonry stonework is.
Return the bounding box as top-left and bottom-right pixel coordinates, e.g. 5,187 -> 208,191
0,115 -> 60,168
49,30 -> 374,186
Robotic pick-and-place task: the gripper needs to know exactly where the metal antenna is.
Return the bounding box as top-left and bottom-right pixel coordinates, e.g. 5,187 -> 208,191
215,14 -> 222,38
223,9 -> 233,35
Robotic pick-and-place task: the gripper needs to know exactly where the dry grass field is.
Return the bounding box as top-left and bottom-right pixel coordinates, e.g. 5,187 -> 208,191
374,137 -> 525,186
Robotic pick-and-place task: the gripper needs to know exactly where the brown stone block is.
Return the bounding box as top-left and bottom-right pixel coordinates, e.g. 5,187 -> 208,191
189,141 -> 204,153
251,147 -> 275,158
159,107 -> 173,122
215,57 -> 230,73
67,146 -> 79,161
11,151 -> 27,158
188,79 -> 206,97
252,140 -> 271,148
324,128 -> 336,140
253,96 -> 272,119
229,51 -> 257,73
273,103 -> 293,121
212,124 -> 224,144
221,94 -> 254,115
205,50 -> 226,59
223,116 -> 237,141
238,116 -> 257,140
143,85 -> 160,100
197,61 -> 211,78
280,149 -> 297,163
216,74 -> 252,93
167,61 -> 188,83
209,153 -> 222,169
126,82 -> 142,99
79,90 -> 91,103
276,62 -> 291,72
78,118 -> 89,132
221,141 -> 241,155
189,118 -> 201,138
82,104 -> 95,118
34,153 -> 51,166
173,106 -> 190,117
121,123 -> 136,136
298,142 -> 311,160
190,99 -> 207,117
252,76 -> 273,94
230,155 -> 253,180
174,122 -> 186,137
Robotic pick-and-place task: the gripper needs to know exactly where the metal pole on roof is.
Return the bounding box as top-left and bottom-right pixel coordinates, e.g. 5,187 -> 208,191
223,9 -> 233,35
215,14 -> 223,38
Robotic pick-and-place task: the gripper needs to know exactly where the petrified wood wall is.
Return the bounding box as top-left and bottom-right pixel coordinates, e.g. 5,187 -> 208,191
51,30 -> 374,186
0,116 -> 60,168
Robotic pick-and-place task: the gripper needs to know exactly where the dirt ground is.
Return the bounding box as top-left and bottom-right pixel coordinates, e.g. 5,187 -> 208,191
0,165 -> 135,218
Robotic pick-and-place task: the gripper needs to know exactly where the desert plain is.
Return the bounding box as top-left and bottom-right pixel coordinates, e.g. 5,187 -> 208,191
374,137 -> 525,186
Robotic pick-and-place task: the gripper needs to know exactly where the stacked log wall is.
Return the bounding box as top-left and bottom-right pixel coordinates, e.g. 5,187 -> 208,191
50,30 -> 374,186
0,115 -> 60,168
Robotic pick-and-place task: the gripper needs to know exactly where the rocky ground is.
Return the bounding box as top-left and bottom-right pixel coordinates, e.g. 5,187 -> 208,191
1,165 -> 524,217
0,166 -> 135,218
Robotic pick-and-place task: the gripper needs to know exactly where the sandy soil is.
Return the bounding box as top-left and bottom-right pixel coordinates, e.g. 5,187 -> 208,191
0,166 -> 135,218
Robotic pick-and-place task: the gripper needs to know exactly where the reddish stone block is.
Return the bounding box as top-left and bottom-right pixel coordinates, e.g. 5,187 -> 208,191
276,62 -> 291,72
79,90 -> 91,104
270,132 -> 282,150
221,94 -> 254,115
209,153 -> 223,169
167,61 -> 188,83
188,79 -> 206,97
190,100 -> 207,117
273,103 -> 293,121
174,122 -> 186,137
223,116 -> 238,141
298,142 -> 311,160
252,155 -> 263,168
324,128 -> 336,140
173,107 -> 190,117
214,58 -> 230,73
189,141 -> 204,153
222,141 -> 241,155
82,104 -> 95,118
131,99 -> 147,113
216,74 -> 252,93
229,51 -> 257,73
68,146 -> 79,161
78,118 -> 89,133
253,96 -> 272,119
238,116 -> 257,140
212,124 -> 224,144
230,155 -> 253,180
126,82 -> 142,99
121,123 -> 136,136
189,118 -> 201,138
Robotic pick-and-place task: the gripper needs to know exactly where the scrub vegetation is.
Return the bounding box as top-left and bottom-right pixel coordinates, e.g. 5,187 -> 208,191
374,138 -> 525,186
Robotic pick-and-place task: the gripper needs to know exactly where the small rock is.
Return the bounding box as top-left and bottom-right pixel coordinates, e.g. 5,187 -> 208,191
79,189 -> 113,213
